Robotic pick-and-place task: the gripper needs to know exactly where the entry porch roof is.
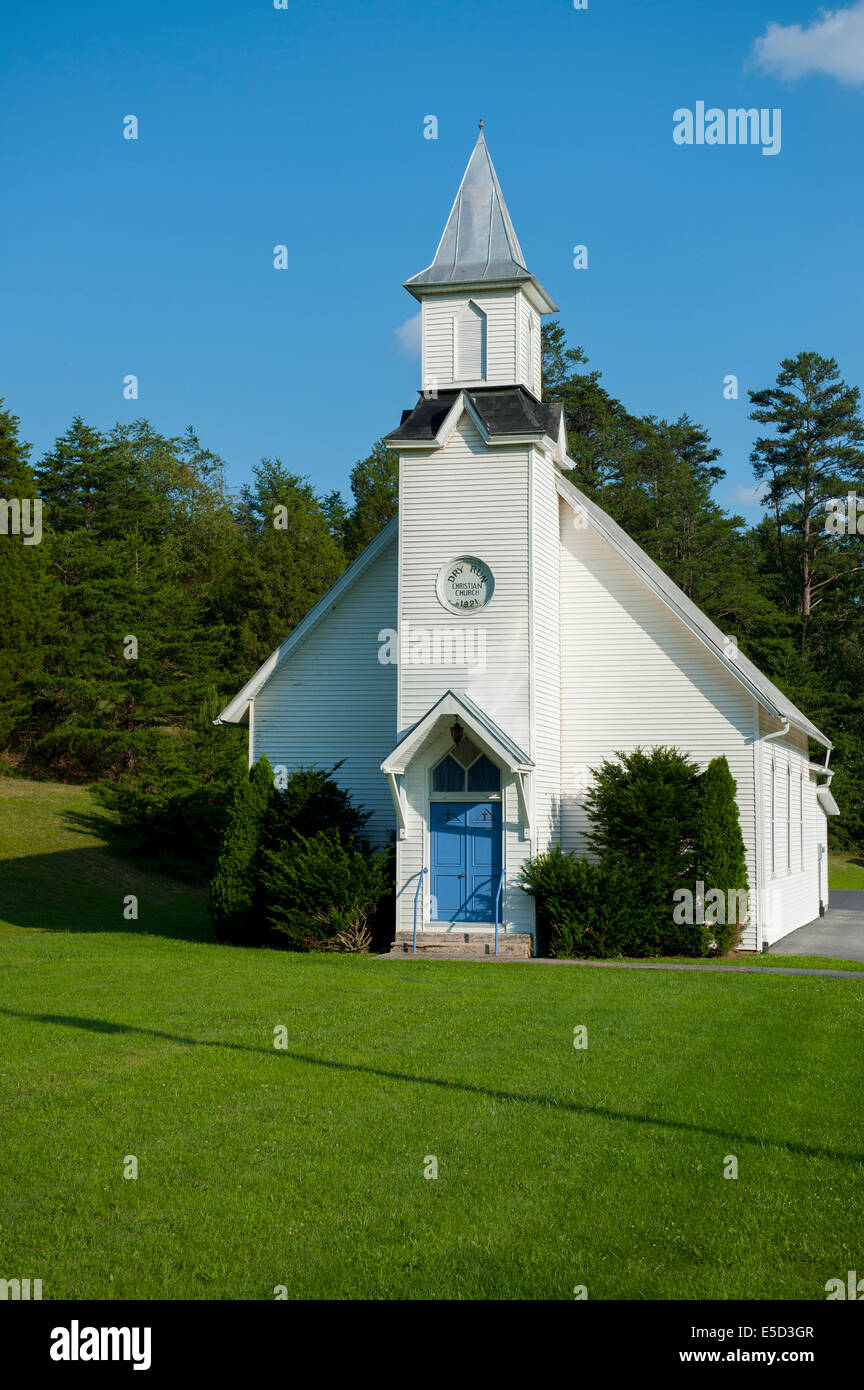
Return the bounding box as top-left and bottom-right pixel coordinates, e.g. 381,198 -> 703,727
381,690 -> 533,776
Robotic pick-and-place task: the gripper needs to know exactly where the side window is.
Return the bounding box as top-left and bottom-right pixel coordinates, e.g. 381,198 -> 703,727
466,754 -> 501,794
432,755 -> 465,792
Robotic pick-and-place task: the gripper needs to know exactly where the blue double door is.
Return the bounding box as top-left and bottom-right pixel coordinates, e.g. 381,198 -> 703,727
430,801 -> 502,923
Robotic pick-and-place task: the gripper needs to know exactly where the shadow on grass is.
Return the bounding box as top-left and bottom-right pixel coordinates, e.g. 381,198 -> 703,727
62,808 -> 212,885
2,1007 -> 862,1169
0,848 -> 212,942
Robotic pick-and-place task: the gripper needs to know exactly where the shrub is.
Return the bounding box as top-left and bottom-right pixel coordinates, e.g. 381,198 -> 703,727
586,746 -> 699,895
520,847 -> 661,958
260,829 -> 391,951
524,748 -> 750,959
94,690 -> 245,878
208,754 -> 275,944
585,746 -> 701,953
259,761 -> 371,854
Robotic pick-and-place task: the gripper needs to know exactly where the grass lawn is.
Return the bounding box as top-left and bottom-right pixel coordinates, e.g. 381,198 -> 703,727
0,776 -> 210,943
613,955 -> 864,973
829,852 -> 864,890
1,777 -> 863,1300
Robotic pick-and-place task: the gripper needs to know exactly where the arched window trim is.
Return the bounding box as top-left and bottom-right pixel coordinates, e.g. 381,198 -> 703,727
430,748 -> 502,798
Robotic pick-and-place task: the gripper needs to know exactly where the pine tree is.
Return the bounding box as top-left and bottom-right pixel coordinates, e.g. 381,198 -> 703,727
230,460 -> 345,665
33,418 -> 234,777
342,440 -> 398,561
749,352 -> 864,647
0,401 -> 58,748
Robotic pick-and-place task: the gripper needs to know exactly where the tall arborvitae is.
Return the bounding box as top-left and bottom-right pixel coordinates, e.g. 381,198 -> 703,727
209,754 -> 275,943
693,757 -> 749,954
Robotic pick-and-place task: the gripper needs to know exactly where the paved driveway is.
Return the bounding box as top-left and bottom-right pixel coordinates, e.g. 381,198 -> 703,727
769,890 -> 864,962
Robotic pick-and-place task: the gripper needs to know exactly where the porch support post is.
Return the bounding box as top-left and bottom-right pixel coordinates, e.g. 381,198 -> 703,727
515,770 -> 532,840
386,771 -> 407,840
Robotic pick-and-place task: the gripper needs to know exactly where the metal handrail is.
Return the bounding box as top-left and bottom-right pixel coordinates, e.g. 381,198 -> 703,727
494,869 -> 505,955
413,867 -> 428,954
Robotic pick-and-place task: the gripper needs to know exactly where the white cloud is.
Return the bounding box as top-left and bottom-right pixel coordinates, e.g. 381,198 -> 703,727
729,482 -> 769,509
394,312 -> 421,358
751,2 -> 864,84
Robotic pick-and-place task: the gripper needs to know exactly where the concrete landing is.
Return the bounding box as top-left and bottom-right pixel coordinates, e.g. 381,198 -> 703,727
386,930 -> 533,959
769,890 -> 864,962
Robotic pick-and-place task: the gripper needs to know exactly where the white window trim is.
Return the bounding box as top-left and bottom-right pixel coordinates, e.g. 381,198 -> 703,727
452,300 -> 487,384
799,769 -> 805,871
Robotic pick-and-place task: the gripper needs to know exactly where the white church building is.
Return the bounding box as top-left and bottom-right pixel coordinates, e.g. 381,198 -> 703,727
217,132 -> 838,956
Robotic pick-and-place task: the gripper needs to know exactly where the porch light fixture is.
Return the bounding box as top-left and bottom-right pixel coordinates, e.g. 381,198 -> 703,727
450,720 -> 464,746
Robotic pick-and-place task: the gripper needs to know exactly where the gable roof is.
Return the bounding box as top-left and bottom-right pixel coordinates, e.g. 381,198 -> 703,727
555,470 -> 831,749
385,385 -> 563,447
404,132 -> 557,312
381,690 -> 534,774
213,516 -> 398,726
215,398 -> 831,752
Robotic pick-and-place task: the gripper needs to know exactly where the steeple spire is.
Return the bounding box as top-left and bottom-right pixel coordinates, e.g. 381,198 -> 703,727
404,130 -> 556,312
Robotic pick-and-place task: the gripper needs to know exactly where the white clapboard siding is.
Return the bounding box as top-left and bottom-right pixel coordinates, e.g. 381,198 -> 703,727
422,301 -> 454,390
559,496 -> 759,949
422,289 -> 539,390
395,413 -> 540,940
398,415 -> 531,748
530,448 -> 561,847
757,714 -> 824,943
251,535 -> 398,843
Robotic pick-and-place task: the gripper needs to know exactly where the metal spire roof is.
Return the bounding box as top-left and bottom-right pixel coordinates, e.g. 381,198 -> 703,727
405,129 -> 554,306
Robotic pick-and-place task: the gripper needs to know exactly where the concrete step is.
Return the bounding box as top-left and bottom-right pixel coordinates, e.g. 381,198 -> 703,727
388,931 -> 533,959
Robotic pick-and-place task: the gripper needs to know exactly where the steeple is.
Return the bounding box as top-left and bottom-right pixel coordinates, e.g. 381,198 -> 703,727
405,129 -> 557,314
403,130 -> 556,398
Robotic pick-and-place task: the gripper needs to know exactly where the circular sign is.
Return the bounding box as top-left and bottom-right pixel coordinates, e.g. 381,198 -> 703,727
436,556 -> 495,613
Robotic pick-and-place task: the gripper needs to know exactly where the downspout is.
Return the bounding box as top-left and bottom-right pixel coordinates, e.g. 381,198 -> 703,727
758,721 -> 789,951
818,746 -> 833,916
762,720 -> 789,746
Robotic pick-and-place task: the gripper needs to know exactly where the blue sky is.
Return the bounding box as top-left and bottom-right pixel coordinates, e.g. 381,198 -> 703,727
2,0 -> 863,519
